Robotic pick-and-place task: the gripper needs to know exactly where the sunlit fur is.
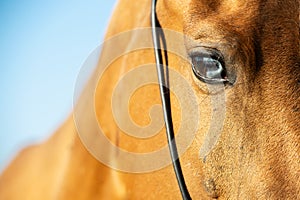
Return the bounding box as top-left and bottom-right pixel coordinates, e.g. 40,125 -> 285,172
0,0 -> 299,199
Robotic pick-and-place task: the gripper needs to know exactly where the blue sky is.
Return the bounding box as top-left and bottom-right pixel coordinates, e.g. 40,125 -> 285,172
0,0 -> 116,170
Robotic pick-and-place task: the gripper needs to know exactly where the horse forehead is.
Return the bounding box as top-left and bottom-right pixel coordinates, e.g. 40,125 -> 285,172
158,0 -> 261,34
161,0 -> 297,19
162,0 -> 258,13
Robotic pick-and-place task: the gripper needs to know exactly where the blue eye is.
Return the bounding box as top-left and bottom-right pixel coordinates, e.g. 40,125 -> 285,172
191,51 -> 228,84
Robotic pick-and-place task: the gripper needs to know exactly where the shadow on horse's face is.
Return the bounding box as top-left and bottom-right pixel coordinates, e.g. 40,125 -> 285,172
154,0 -> 300,198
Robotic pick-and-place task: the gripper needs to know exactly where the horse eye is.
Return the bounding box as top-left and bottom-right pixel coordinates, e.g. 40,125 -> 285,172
190,51 -> 228,84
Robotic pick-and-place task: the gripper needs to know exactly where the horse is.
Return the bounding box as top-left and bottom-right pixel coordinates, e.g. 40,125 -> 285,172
0,0 -> 299,199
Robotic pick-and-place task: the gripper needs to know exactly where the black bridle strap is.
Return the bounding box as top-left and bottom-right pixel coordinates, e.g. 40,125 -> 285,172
150,0 -> 192,199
